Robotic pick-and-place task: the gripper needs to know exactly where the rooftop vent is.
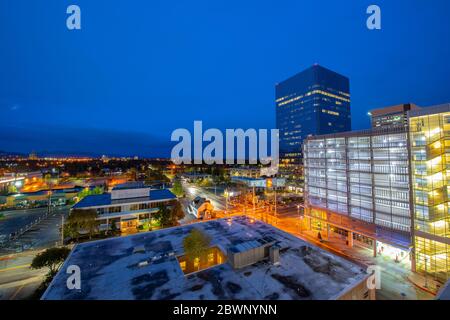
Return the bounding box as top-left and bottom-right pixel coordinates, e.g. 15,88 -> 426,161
269,245 -> 280,265
138,260 -> 149,268
133,246 -> 145,254
227,237 -> 277,269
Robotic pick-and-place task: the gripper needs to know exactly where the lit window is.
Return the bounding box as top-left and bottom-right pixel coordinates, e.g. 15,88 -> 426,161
194,257 -> 200,269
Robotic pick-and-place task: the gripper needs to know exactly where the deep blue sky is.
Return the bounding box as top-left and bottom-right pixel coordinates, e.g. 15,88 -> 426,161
1,0 -> 450,157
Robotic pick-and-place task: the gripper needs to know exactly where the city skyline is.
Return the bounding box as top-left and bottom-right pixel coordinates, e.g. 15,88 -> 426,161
2,1 -> 450,157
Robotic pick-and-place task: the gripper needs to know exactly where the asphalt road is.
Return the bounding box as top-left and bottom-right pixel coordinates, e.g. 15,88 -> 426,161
183,182 -> 227,210
0,250 -> 47,300
0,206 -> 70,300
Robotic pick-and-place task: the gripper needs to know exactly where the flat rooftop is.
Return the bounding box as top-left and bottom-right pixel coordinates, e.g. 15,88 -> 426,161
42,216 -> 368,300
112,181 -> 147,190
72,189 -> 176,209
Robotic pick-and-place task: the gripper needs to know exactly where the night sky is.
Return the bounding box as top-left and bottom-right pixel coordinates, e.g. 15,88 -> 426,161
1,0 -> 450,157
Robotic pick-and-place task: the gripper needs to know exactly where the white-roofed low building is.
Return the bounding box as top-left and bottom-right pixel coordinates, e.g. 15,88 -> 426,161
42,216 -> 375,300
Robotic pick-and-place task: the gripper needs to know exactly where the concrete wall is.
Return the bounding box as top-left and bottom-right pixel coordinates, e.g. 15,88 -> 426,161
337,275 -> 376,300
111,187 -> 151,200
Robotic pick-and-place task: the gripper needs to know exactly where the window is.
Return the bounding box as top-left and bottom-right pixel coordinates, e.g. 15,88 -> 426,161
108,206 -> 121,213
194,257 -> 200,269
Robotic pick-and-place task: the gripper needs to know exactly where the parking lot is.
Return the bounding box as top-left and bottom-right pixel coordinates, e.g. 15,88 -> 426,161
0,207 -> 69,255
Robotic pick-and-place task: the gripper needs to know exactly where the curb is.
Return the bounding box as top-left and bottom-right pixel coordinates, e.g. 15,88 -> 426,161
407,275 -> 438,296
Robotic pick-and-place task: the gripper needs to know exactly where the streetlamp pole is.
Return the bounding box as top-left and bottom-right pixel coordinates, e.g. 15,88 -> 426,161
225,188 -> 228,217
61,214 -> 64,246
47,178 -> 53,216
47,191 -> 52,215
252,186 -> 256,217
274,185 -> 277,225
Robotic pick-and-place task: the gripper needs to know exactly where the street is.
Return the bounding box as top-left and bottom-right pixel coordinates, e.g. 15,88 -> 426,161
0,250 -> 47,300
0,207 -> 69,300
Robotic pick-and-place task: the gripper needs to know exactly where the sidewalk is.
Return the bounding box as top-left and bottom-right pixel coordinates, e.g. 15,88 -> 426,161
269,215 -> 436,299
297,226 -> 440,296
408,272 -> 441,295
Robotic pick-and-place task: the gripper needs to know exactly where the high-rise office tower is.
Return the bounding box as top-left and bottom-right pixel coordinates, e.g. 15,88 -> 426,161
275,64 -> 351,190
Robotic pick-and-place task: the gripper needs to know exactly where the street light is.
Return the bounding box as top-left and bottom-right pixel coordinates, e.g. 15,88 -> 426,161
273,182 -> 277,225
252,186 -> 256,217
297,205 -> 302,234
224,188 -> 229,217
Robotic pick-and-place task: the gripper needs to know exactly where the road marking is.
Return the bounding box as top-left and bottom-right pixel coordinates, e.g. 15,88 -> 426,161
9,283 -> 25,300
0,256 -> 14,261
0,264 -> 31,273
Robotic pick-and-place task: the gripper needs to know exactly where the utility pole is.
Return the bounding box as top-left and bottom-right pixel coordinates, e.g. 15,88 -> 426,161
47,177 -> 53,216
225,188 -> 228,217
297,204 -> 303,234
252,186 -> 256,217
61,214 -> 64,246
47,190 -> 52,215
274,185 -> 277,225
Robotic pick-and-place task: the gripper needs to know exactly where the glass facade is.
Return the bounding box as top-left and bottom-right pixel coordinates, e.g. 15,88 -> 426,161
409,105 -> 450,282
303,103 -> 450,283
276,65 -> 351,167
304,128 -> 411,234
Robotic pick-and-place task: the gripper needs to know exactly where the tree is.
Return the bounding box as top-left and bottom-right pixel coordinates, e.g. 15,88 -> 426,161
110,220 -> 118,234
63,222 -> 78,240
183,229 -> 211,264
8,185 -> 18,194
65,208 -> 99,240
171,201 -> 185,223
145,169 -> 170,184
153,202 -> 185,227
171,180 -> 184,197
31,247 -> 71,277
198,178 -> 212,188
77,186 -> 103,200
153,204 -> 172,227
